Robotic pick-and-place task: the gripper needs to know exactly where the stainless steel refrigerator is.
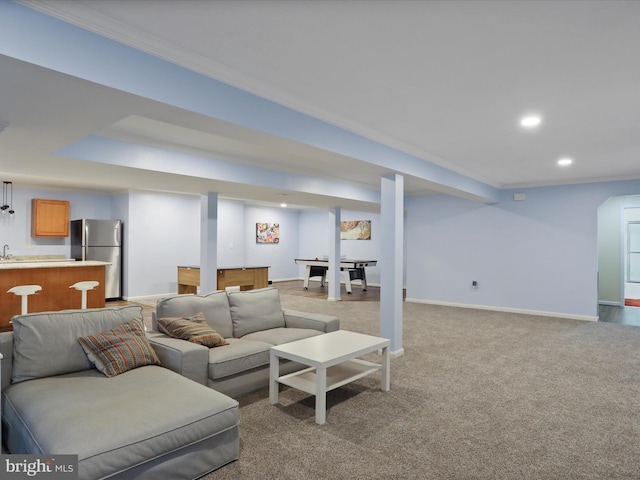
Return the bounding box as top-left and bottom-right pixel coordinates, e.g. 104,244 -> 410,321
70,219 -> 123,300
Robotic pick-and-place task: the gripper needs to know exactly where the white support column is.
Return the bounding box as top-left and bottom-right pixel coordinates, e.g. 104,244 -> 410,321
327,207 -> 342,301
200,192 -> 218,294
380,174 -> 404,357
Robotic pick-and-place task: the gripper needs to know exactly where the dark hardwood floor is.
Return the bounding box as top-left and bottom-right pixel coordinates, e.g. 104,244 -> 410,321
272,279 -> 380,301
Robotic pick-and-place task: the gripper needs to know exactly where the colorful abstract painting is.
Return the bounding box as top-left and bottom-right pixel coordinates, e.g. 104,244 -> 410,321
340,220 -> 371,240
256,222 -> 280,243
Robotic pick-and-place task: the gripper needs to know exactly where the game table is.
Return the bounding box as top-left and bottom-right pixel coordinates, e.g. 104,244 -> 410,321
294,258 -> 377,293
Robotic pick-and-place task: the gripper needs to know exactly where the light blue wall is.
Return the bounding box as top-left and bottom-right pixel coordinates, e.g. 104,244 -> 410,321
125,192 -> 200,297
0,186 -> 306,297
217,200 -> 245,267
0,186 -> 111,257
405,180 -> 640,318
297,209 -> 382,286
244,205 -> 301,281
7,178 -> 640,316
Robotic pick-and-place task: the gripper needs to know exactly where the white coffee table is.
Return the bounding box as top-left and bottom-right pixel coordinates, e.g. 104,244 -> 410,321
269,330 -> 390,424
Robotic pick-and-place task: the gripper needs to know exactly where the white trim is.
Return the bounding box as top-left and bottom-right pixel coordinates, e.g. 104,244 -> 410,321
599,300 -> 621,307
405,298 -> 598,322
270,277 -> 303,283
390,348 -> 404,359
123,293 -> 172,303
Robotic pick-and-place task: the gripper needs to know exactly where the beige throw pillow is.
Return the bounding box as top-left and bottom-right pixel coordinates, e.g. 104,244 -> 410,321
158,313 -> 229,348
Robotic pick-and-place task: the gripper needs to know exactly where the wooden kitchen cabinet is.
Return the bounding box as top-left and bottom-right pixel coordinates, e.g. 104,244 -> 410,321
31,198 -> 70,237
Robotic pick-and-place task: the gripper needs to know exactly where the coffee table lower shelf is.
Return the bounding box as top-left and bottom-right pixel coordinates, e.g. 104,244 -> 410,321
276,359 -> 381,395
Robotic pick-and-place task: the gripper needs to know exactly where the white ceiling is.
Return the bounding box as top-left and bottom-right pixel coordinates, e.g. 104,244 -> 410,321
3,0 -> 640,209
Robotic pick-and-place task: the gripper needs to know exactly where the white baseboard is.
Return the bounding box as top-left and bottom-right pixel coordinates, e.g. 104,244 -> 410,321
270,277 -> 302,283
405,297 -> 598,322
598,300 -> 621,307
390,348 -> 405,359
123,293 -> 172,302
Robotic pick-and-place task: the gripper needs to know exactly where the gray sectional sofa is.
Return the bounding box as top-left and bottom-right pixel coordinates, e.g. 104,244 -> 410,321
148,287 -> 340,398
0,306 -> 239,480
0,287 -> 338,479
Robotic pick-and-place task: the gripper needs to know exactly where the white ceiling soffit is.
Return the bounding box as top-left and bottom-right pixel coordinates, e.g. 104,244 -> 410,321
15,0 -> 640,194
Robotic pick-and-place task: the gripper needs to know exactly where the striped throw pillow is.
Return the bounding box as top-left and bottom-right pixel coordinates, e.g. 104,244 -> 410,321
78,319 -> 161,377
158,313 -> 229,348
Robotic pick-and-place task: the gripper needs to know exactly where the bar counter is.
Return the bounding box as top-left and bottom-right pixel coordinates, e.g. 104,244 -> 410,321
0,260 -> 108,331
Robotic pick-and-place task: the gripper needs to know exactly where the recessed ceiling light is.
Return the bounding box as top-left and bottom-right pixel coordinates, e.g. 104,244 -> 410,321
280,203 -> 287,208
557,157 -> 573,166
520,115 -> 542,128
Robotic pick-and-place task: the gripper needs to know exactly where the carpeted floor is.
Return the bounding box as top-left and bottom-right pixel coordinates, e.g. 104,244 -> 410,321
203,295 -> 640,480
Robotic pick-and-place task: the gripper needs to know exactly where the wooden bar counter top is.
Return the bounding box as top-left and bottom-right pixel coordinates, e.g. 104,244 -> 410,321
0,260 -> 108,331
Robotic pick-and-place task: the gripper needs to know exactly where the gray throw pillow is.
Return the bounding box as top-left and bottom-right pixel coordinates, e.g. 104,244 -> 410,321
155,290 -> 233,338
227,287 -> 285,338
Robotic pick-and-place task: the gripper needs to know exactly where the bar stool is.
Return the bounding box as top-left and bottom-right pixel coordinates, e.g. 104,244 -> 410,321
7,285 -> 42,315
69,281 -> 99,309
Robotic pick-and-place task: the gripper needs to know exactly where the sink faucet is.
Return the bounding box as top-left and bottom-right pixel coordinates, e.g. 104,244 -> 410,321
2,244 -> 9,260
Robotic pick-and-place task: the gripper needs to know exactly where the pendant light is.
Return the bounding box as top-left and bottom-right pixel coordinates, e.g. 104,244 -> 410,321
2,181 -> 14,216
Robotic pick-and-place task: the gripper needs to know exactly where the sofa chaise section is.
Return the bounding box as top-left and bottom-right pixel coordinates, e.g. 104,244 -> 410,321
0,306 -> 239,480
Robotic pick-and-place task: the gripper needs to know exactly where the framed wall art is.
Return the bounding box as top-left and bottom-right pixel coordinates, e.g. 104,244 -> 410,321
256,222 -> 280,243
340,220 -> 371,240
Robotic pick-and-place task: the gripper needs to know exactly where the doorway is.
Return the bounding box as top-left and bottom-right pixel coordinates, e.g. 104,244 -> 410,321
597,198 -> 640,325
624,214 -> 640,306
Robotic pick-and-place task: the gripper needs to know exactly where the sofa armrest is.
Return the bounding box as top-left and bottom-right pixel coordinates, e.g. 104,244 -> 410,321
282,309 -> 340,333
146,331 -> 209,386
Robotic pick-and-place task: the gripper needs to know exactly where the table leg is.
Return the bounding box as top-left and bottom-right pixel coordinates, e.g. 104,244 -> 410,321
361,268 -> 368,291
315,367 -> 327,424
303,266 -> 311,289
381,345 -> 390,391
269,352 -> 280,404
344,269 -> 353,294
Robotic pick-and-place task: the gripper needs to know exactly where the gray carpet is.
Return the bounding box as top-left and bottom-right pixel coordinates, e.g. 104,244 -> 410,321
204,296 -> 640,480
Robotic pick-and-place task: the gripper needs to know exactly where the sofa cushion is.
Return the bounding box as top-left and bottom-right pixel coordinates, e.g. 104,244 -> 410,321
78,319 -> 161,377
228,287 -> 285,338
158,313 -> 229,348
11,306 -> 144,384
155,291 -> 233,338
1,366 -> 239,479
242,327 -> 323,346
207,338 -> 271,379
